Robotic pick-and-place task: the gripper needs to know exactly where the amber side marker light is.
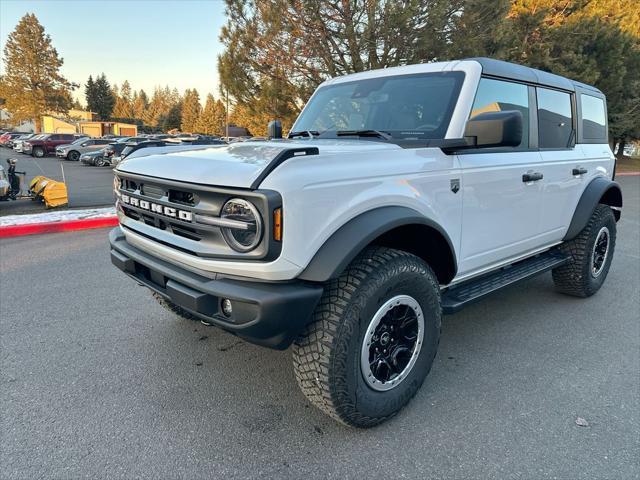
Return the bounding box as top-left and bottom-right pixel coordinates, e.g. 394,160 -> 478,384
273,208 -> 283,241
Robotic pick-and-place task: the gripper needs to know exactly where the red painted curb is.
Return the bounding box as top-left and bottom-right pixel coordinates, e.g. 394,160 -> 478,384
0,216 -> 118,238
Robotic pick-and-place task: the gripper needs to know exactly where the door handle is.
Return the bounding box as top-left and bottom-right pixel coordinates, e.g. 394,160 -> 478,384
522,172 -> 543,182
572,167 -> 588,175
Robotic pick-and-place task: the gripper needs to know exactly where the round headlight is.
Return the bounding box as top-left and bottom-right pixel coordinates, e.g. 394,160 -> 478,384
220,198 -> 262,252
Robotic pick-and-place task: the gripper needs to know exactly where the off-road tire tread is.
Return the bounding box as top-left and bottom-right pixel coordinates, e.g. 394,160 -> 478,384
292,246 -> 440,427
151,291 -> 196,321
552,204 -> 616,297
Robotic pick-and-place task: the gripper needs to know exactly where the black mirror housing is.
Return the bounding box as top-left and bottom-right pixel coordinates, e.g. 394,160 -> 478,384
267,120 -> 283,139
464,110 -> 523,149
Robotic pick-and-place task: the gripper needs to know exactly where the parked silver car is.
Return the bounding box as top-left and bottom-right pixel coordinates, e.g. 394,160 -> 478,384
56,138 -> 112,161
12,134 -> 37,152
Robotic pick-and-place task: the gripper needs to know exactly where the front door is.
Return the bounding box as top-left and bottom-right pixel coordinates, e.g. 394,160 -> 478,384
457,77 -> 545,276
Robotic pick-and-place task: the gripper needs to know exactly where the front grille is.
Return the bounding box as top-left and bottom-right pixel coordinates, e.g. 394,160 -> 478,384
115,172 -> 281,260
116,174 -> 235,256
142,184 -> 164,199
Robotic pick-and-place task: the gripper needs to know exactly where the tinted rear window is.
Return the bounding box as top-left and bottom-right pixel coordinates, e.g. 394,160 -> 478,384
537,88 -> 573,149
580,95 -> 607,140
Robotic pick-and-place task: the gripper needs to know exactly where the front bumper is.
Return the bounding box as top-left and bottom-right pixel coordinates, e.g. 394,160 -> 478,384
109,228 -> 323,349
55,150 -> 66,158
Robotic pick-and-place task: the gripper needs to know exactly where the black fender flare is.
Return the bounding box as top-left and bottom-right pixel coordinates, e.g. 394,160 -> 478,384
563,177 -> 622,241
298,206 -> 457,282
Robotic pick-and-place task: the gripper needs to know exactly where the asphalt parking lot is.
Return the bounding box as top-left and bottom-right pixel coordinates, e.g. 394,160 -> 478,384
0,147 -> 114,216
1,177 -> 638,479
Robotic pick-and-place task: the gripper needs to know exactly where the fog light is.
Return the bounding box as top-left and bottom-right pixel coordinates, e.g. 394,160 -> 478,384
221,298 -> 233,317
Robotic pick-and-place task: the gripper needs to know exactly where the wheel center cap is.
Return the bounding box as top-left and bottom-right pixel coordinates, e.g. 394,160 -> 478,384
380,332 -> 391,346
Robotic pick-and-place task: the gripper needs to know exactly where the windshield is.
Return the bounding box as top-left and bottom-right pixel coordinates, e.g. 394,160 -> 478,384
293,72 -> 464,140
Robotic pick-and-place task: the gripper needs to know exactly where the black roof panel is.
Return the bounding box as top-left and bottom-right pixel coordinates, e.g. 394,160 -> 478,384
466,57 -> 603,95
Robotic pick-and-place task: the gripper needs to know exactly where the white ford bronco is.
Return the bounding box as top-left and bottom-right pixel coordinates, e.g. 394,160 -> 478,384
110,58 -> 622,427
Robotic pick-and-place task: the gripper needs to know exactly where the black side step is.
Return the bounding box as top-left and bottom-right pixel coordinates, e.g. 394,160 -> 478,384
442,250 -> 571,314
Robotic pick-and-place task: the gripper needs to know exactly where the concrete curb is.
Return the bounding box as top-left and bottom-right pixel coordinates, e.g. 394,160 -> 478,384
0,207 -> 117,238
616,172 -> 640,177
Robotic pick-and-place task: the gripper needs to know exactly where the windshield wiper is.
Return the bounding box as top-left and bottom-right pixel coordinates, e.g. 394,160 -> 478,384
335,129 -> 393,141
288,130 -> 319,139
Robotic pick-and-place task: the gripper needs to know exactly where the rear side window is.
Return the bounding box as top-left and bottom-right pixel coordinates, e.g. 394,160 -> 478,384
470,78 -> 529,149
537,88 -> 573,148
580,95 -> 607,140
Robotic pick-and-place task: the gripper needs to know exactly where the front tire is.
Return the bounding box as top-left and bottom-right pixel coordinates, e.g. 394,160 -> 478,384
292,247 -> 441,427
67,150 -> 80,161
553,204 -> 616,297
33,147 -> 45,158
96,157 -> 106,167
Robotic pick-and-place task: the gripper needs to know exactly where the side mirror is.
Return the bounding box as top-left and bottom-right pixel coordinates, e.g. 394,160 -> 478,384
267,120 -> 282,139
464,110 -> 523,149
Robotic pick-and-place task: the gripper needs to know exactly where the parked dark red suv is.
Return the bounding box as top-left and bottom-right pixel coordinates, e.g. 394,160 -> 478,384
23,133 -> 80,157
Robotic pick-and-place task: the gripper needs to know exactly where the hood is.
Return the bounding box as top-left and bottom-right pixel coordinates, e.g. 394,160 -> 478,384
116,139 -> 401,188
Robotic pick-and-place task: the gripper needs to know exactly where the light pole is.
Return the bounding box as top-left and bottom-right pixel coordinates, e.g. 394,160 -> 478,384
225,89 -> 229,139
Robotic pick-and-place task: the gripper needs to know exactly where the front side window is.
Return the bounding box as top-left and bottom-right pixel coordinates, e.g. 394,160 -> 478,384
537,88 -> 573,148
292,72 -> 465,140
470,78 -> 529,149
580,94 -> 607,140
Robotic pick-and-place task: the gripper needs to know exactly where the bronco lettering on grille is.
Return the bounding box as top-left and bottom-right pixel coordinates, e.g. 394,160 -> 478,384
120,193 -> 193,221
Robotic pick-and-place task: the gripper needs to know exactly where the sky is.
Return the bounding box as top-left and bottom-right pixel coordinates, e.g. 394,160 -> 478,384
0,0 -> 227,103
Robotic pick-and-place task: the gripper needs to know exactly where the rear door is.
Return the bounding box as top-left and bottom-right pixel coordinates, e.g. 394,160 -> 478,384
534,87 -> 586,244
457,77 -> 545,276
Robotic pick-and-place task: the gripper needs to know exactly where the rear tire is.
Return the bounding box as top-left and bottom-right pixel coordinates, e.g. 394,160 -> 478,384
553,204 -> 616,297
33,147 -> 44,158
151,291 -> 196,321
292,247 -> 441,427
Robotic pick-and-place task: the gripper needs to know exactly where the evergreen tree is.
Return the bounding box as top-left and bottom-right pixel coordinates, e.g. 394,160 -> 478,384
0,13 -> 75,131
85,75 -> 97,113
160,102 -> 183,132
89,73 -> 115,120
219,0 -> 639,143
113,80 -> 134,119
133,89 -> 149,121
493,0 -> 640,147
196,94 -> 227,135
145,86 -> 179,128
180,88 -> 201,133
